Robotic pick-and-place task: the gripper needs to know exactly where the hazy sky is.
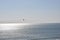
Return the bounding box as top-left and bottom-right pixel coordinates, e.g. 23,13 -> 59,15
0,0 -> 60,23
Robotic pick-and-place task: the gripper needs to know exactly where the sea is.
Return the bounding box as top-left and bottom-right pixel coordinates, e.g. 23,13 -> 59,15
0,23 -> 60,40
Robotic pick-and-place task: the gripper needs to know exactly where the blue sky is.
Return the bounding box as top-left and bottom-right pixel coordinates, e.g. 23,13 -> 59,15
0,0 -> 60,23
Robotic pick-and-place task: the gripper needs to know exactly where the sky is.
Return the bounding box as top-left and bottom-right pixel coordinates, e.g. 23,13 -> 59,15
0,0 -> 60,23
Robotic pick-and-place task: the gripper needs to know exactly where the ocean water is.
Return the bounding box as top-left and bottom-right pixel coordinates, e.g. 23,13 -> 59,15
0,23 -> 60,40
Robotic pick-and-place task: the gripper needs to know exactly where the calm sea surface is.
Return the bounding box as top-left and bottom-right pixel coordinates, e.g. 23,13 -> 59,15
0,23 -> 60,40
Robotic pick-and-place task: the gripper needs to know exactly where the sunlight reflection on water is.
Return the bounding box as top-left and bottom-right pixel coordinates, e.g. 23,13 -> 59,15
0,23 -> 60,40
0,23 -> 30,31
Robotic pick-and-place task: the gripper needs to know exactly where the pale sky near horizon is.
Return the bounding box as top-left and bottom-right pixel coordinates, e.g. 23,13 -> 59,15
0,0 -> 60,23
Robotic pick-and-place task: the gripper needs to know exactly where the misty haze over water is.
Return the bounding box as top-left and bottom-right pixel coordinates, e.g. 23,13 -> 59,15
0,0 -> 60,40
